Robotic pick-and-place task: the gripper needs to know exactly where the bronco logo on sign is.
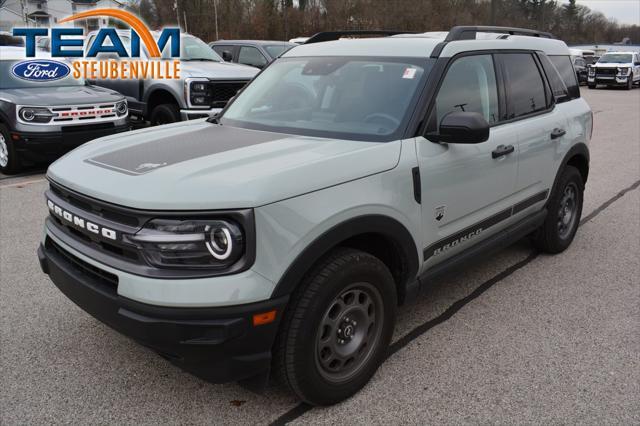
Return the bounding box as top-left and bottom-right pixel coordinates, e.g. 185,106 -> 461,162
11,60 -> 71,82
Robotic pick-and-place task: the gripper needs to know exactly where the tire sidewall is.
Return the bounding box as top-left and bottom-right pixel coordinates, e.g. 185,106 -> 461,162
288,252 -> 396,405
150,104 -> 180,126
0,124 -> 20,175
540,166 -> 584,252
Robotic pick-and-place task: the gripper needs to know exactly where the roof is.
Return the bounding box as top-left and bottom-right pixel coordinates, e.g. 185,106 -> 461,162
284,32 -> 570,59
211,40 -> 296,46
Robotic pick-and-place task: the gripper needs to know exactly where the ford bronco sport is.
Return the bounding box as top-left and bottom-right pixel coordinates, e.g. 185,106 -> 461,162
0,47 -> 129,174
38,26 -> 592,405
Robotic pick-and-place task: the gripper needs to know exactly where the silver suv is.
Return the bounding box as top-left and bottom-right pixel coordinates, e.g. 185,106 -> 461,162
86,31 -> 259,125
0,47 -> 129,174
38,26 -> 592,405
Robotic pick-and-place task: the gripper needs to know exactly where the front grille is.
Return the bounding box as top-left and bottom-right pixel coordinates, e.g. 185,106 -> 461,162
46,237 -> 118,292
596,68 -> 616,76
209,81 -> 248,108
50,182 -> 141,227
61,122 -> 115,133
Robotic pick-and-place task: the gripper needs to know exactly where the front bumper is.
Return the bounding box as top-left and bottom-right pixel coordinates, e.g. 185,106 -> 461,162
38,238 -> 288,384
13,123 -> 130,162
180,107 -> 222,121
588,75 -> 630,86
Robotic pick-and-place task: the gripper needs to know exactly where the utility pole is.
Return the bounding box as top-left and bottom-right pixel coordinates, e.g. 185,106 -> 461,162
20,0 -> 29,27
214,0 -> 219,40
174,0 -> 181,31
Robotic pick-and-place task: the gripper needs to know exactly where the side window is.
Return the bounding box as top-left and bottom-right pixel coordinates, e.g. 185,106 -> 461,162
238,46 -> 268,68
212,45 -> 231,61
500,53 -> 547,119
549,55 -> 580,100
430,54 -> 500,130
538,53 -> 569,102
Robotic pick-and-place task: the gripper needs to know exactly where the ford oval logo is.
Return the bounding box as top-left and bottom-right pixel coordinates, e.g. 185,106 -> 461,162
11,60 -> 70,82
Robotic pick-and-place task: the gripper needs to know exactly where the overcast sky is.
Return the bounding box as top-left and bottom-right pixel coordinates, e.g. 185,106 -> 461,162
561,0 -> 640,25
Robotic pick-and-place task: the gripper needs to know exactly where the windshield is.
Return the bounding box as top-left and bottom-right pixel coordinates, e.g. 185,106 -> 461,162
598,54 -> 632,64
221,57 -> 430,141
264,44 -> 294,58
180,36 -> 222,61
0,60 -> 84,89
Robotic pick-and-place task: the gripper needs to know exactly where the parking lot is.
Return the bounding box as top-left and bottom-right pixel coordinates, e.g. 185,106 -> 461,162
0,87 -> 638,424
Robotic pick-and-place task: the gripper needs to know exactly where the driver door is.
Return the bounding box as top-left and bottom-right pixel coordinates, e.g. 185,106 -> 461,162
416,54 -> 519,270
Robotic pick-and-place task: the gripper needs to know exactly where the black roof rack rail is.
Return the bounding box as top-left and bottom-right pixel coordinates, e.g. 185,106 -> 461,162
304,30 -> 416,44
445,26 -> 555,41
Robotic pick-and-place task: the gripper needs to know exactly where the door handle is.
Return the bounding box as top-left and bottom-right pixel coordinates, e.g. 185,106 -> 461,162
550,128 -> 566,139
492,144 -> 515,159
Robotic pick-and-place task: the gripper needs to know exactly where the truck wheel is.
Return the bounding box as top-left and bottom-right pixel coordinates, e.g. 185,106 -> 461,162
625,78 -> 633,90
0,124 -> 21,175
273,248 -> 396,405
588,84 -> 596,89
149,103 -> 180,126
533,166 -> 583,254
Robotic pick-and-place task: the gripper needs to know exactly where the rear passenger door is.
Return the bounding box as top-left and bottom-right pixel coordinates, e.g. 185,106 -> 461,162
417,54 -> 520,269
496,52 -> 567,218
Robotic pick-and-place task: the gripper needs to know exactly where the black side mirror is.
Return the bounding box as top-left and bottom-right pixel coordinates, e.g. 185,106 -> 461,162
222,50 -> 233,61
436,111 -> 490,144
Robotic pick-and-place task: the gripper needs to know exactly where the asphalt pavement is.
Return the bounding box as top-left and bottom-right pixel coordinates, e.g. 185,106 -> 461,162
1,87 -> 639,425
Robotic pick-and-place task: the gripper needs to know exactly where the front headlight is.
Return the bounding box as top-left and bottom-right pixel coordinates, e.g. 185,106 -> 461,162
617,67 -> 630,76
185,78 -> 211,108
115,100 -> 128,116
130,219 -> 244,269
588,68 -> 595,76
19,107 -> 54,123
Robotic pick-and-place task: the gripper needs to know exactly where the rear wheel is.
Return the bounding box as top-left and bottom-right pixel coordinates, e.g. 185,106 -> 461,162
0,124 -> 21,175
273,248 -> 396,405
533,166 -> 583,254
149,103 -> 181,126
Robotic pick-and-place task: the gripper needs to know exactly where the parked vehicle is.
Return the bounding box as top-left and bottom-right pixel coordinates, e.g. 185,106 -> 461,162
0,47 -> 129,174
0,31 -> 24,46
572,55 -> 588,84
209,40 -> 297,69
588,51 -> 640,89
39,26 -> 591,405
289,36 -> 309,44
85,31 -> 259,125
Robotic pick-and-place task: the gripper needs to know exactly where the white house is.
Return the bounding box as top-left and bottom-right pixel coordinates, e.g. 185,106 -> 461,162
0,0 -> 124,32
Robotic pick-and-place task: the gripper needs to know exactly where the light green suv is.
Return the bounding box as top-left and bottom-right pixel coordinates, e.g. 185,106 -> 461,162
38,26 -> 592,405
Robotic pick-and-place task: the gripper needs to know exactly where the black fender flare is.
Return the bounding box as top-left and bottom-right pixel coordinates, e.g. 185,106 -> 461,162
270,214 -> 420,299
548,143 -> 590,205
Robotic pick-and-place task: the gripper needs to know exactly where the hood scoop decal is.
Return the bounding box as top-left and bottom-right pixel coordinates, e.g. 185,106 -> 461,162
86,125 -> 286,175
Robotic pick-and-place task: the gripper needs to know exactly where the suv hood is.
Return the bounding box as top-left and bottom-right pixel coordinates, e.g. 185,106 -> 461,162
591,62 -> 632,68
47,121 -> 401,210
180,61 -> 259,79
0,85 -> 123,106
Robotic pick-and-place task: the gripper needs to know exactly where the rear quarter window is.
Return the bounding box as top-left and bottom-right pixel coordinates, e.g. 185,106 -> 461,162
538,54 -> 569,103
549,55 -> 580,100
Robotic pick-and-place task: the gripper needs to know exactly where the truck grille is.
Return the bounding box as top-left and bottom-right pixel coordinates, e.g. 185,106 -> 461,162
595,68 -> 616,76
209,81 -> 248,108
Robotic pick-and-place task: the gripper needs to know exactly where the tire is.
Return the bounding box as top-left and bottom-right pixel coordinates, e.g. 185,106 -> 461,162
0,124 -> 21,175
533,165 -> 583,254
625,78 -> 633,90
149,103 -> 180,126
273,248 -> 397,405
588,84 -> 596,89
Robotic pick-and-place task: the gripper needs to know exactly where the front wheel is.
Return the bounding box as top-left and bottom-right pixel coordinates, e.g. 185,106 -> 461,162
588,84 -> 596,89
533,166 -> 584,254
625,78 -> 633,90
149,103 -> 181,126
273,248 -> 397,405
0,124 -> 21,175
